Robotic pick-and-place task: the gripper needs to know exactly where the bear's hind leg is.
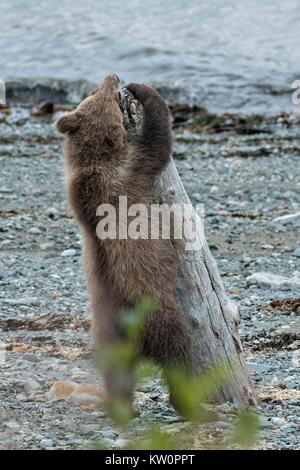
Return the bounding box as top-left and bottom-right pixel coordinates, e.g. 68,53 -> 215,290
141,305 -> 195,417
141,305 -> 192,369
91,286 -> 136,420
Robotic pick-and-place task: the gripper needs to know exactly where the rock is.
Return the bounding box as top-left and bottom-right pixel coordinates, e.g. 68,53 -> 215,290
29,227 -> 42,235
0,186 -> 13,193
40,241 -> 55,250
47,380 -> 76,400
214,403 -> 236,414
284,377 -> 297,390
1,240 -> 12,247
271,417 -> 286,426
261,244 -> 274,250
102,430 -> 118,440
215,421 -> 231,429
40,438 -> 53,449
60,249 -> 77,257
286,398 -> 300,406
47,380 -> 105,404
247,362 -> 272,373
271,212 -> 300,224
117,432 -> 134,439
47,380 -> 78,400
101,438 -> 115,448
5,421 -> 20,430
241,254 -> 252,264
192,192 -> 202,201
67,384 -> 105,404
163,415 -> 183,423
23,352 -> 39,363
260,416 -> 274,429
46,207 -> 59,219
3,296 -> 40,306
293,247 -> 300,258
80,424 -> 100,435
246,272 -> 300,290
292,350 -> 300,366
271,376 -> 284,388
24,378 -> 41,394
114,439 -> 130,449
91,411 -> 106,418
0,263 -> 6,278
0,408 -> 8,420
281,424 -> 297,434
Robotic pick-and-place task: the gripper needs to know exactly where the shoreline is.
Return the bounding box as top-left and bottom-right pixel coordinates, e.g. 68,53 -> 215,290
2,77 -> 297,117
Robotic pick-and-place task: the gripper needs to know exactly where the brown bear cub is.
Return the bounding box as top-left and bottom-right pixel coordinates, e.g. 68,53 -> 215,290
57,75 -> 192,415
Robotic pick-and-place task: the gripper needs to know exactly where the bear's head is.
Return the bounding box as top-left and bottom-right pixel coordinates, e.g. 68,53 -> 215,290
56,75 -> 126,161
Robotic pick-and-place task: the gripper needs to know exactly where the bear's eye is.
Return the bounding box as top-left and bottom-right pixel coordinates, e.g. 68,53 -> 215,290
104,137 -> 114,148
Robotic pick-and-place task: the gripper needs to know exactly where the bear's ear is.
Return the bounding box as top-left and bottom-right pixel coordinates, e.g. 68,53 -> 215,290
56,113 -> 80,134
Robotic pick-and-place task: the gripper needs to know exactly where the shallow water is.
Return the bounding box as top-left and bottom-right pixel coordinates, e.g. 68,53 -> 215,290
1,0 -> 300,113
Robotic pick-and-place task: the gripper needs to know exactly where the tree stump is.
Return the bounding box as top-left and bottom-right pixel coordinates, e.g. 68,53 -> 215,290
120,89 -> 257,406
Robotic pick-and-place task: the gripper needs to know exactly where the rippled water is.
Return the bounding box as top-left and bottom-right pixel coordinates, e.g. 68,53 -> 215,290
1,0 -> 300,113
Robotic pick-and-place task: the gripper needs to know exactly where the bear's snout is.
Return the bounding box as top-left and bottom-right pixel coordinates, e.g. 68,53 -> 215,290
99,74 -> 120,91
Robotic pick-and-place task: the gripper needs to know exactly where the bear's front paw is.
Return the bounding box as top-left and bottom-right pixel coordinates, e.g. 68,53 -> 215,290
126,83 -> 160,105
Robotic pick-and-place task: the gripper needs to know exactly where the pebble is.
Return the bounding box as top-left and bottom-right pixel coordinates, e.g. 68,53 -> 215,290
23,353 -> 39,363
241,254 -> 252,263
246,272 -> 300,290
0,264 -> 6,278
29,227 -> 42,235
292,350 -> 300,366
114,439 -> 130,449
5,421 -> 20,430
271,417 -> 286,426
40,242 -> 55,250
293,247 -> 300,258
61,249 -> 77,257
80,424 -> 100,435
47,380 -> 105,404
40,438 -> 53,449
3,296 -> 40,306
284,378 -> 297,390
271,212 -> 300,224
271,376 -> 284,388
101,438 -> 115,448
281,425 -> 297,434
260,417 -> 274,429
91,411 -> 106,418
102,429 -> 118,439
24,378 -> 41,394
286,399 -> 300,406
214,403 -> 236,414
118,432 -> 134,439
0,187 -> 13,193
248,362 -> 272,373
46,207 -> 59,218
215,421 -> 231,429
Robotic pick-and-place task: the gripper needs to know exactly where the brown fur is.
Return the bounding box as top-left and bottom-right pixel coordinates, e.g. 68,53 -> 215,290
57,75 -> 192,411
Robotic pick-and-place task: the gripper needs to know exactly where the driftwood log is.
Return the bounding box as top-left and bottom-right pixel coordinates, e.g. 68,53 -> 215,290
120,89 -> 257,406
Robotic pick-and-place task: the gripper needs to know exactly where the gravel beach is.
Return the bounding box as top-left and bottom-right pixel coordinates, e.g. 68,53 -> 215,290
0,87 -> 299,450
